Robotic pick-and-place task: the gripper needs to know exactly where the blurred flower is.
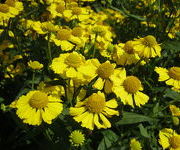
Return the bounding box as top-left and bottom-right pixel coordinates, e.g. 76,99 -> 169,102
170,105 -> 180,126
69,130 -> 85,147
111,68 -> 149,107
130,138 -> 142,150
159,128 -> 180,149
70,91 -> 119,130
133,35 -> 161,58
112,41 -> 145,66
28,60 -> 44,70
10,90 -> 63,125
155,66 -> 180,90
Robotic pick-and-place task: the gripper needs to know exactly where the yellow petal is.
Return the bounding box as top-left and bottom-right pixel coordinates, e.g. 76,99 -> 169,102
155,67 -> 169,81
99,113 -> 111,128
69,107 -> 86,116
93,78 -> 104,90
103,107 -> 119,116
94,113 -> 106,129
81,112 -> 94,130
134,92 -> 149,107
106,99 -> 118,108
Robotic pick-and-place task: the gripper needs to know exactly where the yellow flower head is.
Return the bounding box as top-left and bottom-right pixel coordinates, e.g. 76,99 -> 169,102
51,52 -> 85,79
93,61 -> 118,94
97,61 -> 115,79
12,90 -> 63,125
133,35 -> 161,58
0,4 -> 9,13
111,68 -> 149,107
47,1 -> 65,18
70,91 -> 119,130
57,29 -> 72,41
130,138 -> 142,150
155,66 -> 180,90
112,43 -> 144,66
69,130 -> 85,147
72,27 -> 83,37
159,128 -> 180,150
28,60 -> 43,70
37,81 -> 65,98
170,105 -> 180,117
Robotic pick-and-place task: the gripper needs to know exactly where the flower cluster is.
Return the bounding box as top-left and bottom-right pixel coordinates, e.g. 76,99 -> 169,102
0,0 -> 179,149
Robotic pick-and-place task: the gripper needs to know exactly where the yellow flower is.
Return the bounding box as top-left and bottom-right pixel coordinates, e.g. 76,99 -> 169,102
159,128 -> 180,150
133,35 -> 161,58
69,130 -> 85,147
28,60 -> 44,70
37,81 -> 65,98
11,90 -> 63,125
155,66 -> 180,90
112,42 -> 144,66
51,52 -> 85,79
69,91 -> 119,130
5,63 -> 24,78
111,68 -> 149,107
75,59 -> 98,85
5,0 -> 24,16
170,105 -> 180,117
130,138 -> 142,150
50,28 -> 76,51
93,61 -> 121,94
169,105 -> 180,126
47,1 -> 65,18
0,4 -> 12,21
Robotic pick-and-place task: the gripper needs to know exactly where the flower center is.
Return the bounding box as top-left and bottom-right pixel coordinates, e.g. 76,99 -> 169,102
123,76 -> 141,94
72,27 -> 83,37
29,91 -> 49,109
70,130 -> 85,146
170,136 -> 180,149
97,62 -> 114,79
168,67 -> 180,80
56,3 -> 65,13
86,93 -> 106,113
65,53 -> 82,68
0,4 -> 9,13
72,7 -> 82,15
57,29 -> 71,41
143,35 -> 157,47
5,0 -> 16,7
124,41 -> 135,54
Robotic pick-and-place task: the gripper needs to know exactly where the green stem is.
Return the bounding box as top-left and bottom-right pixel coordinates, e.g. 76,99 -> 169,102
31,71 -> 35,90
92,33 -> 98,58
47,33 -> 52,64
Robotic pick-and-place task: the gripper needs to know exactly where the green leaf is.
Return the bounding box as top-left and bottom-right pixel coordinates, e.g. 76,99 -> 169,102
138,124 -> 150,138
0,97 -> 4,103
162,41 -> 180,52
153,103 -> 159,114
98,130 -> 118,150
164,89 -> 180,101
116,112 -> 153,125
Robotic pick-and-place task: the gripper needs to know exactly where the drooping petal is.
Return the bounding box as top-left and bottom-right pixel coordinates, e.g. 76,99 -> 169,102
69,107 -> 86,116
134,92 -> 149,107
99,113 -> 111,128
103,107 -> 119,116
94,113 -> 106,129
93,78 -> 105,90
106,99 -> 118,108
81,112 -> 94,130
155,67 -> 169,81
